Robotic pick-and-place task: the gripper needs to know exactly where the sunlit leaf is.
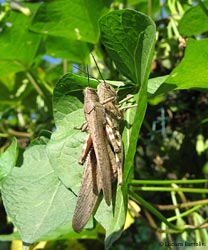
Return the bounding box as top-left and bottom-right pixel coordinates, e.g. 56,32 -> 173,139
99,9 -> 156,86
1,144 -> 74,244
30,0 -> 112,43
179,1 -> 208,36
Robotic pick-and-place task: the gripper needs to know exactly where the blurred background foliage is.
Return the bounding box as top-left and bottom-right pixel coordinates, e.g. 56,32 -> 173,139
0,0 -> 208,249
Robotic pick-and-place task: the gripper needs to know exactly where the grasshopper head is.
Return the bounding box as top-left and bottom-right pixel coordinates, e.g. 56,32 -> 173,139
97,81 -> 117,103
83,87 -> 99,101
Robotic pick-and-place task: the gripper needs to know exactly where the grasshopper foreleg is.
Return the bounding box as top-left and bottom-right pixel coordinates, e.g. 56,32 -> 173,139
78,133 -> 93,165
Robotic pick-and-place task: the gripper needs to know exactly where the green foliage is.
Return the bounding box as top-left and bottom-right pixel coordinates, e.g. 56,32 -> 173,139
153,39 -> 208,95
179,0 -> 208,36
0,3 -> 41,77
100,10 -> 156,85
1,144 -> 74,244
30,0 -> 112,43
0,0 -> 208,250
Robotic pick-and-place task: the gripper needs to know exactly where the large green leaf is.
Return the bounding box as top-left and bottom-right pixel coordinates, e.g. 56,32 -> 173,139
179,1 -> 208,36
166,39 -> 208,89
30,0 -> 112,43
99,9 -> 156,86
151,39 -> 208,96
1,144 -> 74,244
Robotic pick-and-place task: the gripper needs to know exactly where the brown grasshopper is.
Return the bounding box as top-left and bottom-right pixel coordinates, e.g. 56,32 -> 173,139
72,79 -> 133,232
97,81 -> 123,184
71,61 -> 123,186
79,87 -> 113,205
79,82 -> 123,187
72,83 -> 121,232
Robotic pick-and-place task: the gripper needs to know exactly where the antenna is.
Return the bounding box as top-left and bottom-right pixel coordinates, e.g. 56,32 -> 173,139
72,64 -> 100,84
86,65 -> 90,86
90,53 -> 105,82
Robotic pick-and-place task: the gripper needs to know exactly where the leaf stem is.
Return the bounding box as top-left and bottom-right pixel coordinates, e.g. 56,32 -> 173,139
130,179 -> 208,185
26,71 -> 45,97
130,186 -> 208,193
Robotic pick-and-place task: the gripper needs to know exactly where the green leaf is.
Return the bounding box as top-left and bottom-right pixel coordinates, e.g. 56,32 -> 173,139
166,39 -> 208,92
99,9 -> 156,85
47,107 -> 86,193
0,5 -> 42,77
47,73 -> 92,192
179,1 -> 208,36
30,0 -> 112,43
147,75 -> 169,97
0,138 -> 18,181
1,144 -> 74,244
148,39 -> 208,96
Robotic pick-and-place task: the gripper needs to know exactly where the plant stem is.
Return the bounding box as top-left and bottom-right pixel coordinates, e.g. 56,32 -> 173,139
131,186 -> 208,193
130,179 -> 208,185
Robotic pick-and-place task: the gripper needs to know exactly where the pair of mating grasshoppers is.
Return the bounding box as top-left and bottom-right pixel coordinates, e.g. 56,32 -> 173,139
72,62 -> 134,232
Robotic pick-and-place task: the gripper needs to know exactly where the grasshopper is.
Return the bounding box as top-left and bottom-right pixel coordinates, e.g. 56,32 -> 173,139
79,87 -> 113,205
97,81 -> 123,184
78,82 -> 123,186
72,83 -> 121,232
72,70 -> 134,231
79,82 -> 123,176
